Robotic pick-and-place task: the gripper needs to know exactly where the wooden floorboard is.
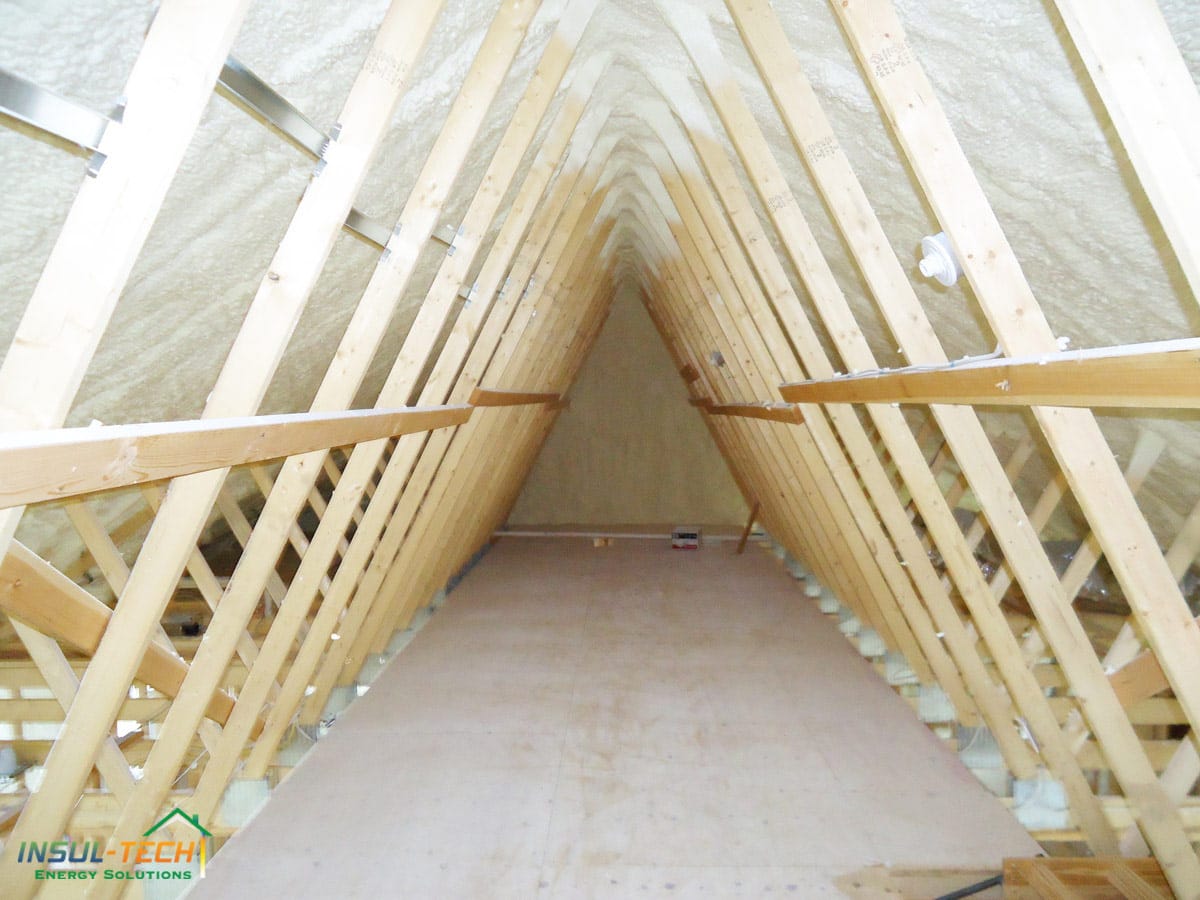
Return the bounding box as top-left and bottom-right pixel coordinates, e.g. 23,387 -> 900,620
192,538 -> 1039,897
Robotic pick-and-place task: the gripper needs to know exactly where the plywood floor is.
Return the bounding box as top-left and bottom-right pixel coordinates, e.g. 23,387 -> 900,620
192,538 -> 1038,898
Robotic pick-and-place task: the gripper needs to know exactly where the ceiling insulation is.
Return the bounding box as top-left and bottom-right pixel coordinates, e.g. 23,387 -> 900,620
3,0 -> 1197,555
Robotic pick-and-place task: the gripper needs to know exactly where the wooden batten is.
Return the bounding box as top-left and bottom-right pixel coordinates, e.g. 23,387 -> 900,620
778,339 -> 1200,409
0,405 -> 472,510
469,387 -> 562,407
703,402 -> 805,425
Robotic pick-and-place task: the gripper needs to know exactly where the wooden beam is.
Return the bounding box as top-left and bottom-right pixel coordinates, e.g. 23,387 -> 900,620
7,621 -> 140,803
140,485 -> 278,686
827,0 -> 1200,883
469,387 -> 561,407
628,185 -> 909,660
660,10 -> 1084,792
0,0 -> 251,564
735,500 -> 760,555
627,134 -> 996,735
0,405 -> 472,510
628,163 -> 909,661
5,1 -> 452,890
362,169 -> 616,658
705,402 -> 803,425
62,497 -> 234,753
325,135 -> 619,698
367,221 -> 615,656
292,67 -> 610,734
778,339 -> 1200,409
0,543 -> 238,728
250,12 -> 610,731
61,506 -> 154,582
1050,697 -> 1187,728
1051,0 -> 1200,303
1108,861 -> 1171,900
0,660 -> 249,692
0,697 -> 171,722
1103,497 -> 1200,854
1018,428 -> 1165,672
357,179 -> 616,667
173,0 -> 594,829
648,105 -> 936,696
645,293 -> 772,557
639,180 -> 943,693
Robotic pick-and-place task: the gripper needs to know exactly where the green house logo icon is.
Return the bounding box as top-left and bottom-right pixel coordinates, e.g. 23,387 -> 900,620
143,808 -> 212,839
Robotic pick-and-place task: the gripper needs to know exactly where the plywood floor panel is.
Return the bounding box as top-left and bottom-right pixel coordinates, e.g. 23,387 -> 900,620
191,538 -> 1038,898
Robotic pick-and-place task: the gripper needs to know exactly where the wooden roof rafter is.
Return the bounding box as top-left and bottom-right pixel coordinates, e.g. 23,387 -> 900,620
294,116 -> 627,725
174,1 -> 607,823
825,2 -> 1200,885
644,46 -> 1102,805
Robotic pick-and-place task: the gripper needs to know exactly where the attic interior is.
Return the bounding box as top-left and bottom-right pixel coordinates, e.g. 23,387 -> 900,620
1,0 -> 1199,896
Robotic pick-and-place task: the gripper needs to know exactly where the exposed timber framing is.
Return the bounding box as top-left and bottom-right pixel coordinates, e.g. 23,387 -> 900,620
2,0 -> 1199,891
702,402 -> 805,424
829,3 -> 1200,890
0,543 -> 240,729
0,0 -> 451,890
181,0 -> 602,823
778,338 -> 1200,409
89,0 -> 559,879
469,387 -> 562,407
0,405 -> 471,510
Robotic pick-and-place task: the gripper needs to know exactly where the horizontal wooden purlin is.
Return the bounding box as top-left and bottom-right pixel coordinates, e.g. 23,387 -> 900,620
0,405 -> 474,511
0,791 -> 235,838
0,697 -> 169,722
1049,695 -> 1185,726
707,402 -> 804,425
0,660 -> 249,692
469,387 -> 561,407
778,337 -> 1200,409
1014,796 -> 1200,838
0,542 -> 246,732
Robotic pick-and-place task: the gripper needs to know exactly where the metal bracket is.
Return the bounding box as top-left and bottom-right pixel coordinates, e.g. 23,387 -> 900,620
217,57 -> 325,157
381,220 -> 461,258
219,59 -> 390,248
432,223 -> 458,247
0,68 -> 116,175
214,58 -> 459,256
1,60 -> 474,262
344,208 -> 391,248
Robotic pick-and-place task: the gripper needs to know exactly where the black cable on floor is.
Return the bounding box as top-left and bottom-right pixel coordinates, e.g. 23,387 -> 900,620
933,872 -> 1002,900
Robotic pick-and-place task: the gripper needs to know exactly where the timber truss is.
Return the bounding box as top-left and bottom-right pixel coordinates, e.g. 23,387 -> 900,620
0,1 -> 1198,896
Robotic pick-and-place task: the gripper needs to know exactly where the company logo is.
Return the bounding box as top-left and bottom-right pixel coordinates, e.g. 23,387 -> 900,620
17,807 -> 211,883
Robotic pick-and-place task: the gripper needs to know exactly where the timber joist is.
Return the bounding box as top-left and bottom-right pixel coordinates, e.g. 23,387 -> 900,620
1,0 -> 1199,895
